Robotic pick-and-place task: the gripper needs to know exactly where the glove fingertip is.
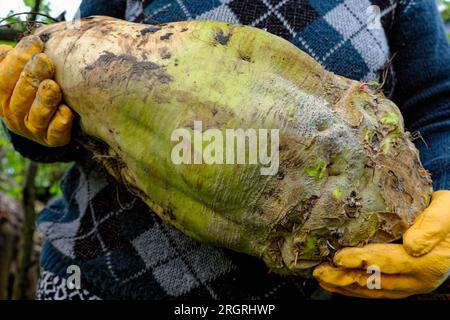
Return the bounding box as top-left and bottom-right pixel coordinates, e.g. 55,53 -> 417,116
0,44 -> 13,61
333,248 -> 361,268
403,233 -> 435,257
59,104 -> 74,120
312,263 -> 330,279
14,36 -> 44,60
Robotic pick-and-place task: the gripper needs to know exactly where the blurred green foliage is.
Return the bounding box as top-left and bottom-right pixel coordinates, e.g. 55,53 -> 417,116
0,40 -> 15,46
441,0 -> 450,21
0,127 -> 69,201
439,0 -> 450,38
3,0 -> 52,32
24,0 -> 51,14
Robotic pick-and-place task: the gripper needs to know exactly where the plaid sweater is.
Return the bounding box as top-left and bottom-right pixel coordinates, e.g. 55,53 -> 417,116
5,0 -> 450,300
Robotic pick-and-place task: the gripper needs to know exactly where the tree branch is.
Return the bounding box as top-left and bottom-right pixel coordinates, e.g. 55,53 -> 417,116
0,29 -> 22,42
12,162 -> 38,300
29,0 -> 43,22
0,12 -> 58,25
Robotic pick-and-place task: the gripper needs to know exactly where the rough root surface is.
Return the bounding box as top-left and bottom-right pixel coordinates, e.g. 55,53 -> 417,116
35,17 -> 432,276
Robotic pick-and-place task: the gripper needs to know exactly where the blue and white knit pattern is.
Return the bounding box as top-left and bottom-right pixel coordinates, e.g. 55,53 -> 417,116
37,270 -> 101,300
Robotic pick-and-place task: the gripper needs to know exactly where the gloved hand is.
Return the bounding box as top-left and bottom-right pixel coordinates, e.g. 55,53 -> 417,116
0,36 -> 73,147
313,190 -> 450,299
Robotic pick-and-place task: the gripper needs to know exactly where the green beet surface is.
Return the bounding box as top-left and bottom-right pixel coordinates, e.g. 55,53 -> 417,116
36,17 -> 432,276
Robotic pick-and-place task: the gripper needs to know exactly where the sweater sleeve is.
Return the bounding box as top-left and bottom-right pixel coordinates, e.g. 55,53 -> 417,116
2,123 -> 77,163
389,0 -> 450,190
79,0 -> 127,19
3,0 -> 127,163
1,122 -> 83,163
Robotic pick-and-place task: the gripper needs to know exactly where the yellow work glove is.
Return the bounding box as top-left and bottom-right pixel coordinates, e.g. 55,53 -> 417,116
313,190 -> 450,299
0,36 -> 73,147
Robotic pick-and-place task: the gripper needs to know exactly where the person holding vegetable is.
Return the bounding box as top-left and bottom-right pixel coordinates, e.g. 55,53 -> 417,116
0,0 -> 449,300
